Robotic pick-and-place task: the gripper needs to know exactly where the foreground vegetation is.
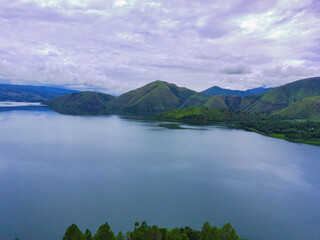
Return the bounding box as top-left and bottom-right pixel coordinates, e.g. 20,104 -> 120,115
62,221 -> 246,240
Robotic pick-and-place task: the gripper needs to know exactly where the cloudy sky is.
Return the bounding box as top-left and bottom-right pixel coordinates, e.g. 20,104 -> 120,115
0,0 -> 320,94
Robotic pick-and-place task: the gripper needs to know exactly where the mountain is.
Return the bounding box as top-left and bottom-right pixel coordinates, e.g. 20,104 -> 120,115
201,86 -> 271,97
108,80 -> 208,113
0,84 -> 77,102
272,96 -> 320,119
203,77 -> 320,114
42,76 -> 320,116
44,91 -> 115,115
240,77 -> 320,113
204,95 -> 242,110
157,106 -> 265,122
249,87 -> 273,95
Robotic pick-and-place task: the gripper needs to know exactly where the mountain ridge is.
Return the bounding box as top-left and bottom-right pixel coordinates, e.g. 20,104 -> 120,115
240,77 -> 320,113
272,96 -> 320,119
107,80 -> 208,113
23,76 -> 320,117
201,86 -> 272,97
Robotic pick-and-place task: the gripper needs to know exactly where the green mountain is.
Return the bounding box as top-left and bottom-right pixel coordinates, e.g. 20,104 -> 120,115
0,83 -> 77,102
108,80 -> 208,113
272,96 -> 320,119
241,77 -> 320,113
204,95 -> 242,110
44,91 -> 115,115
201,86 -> 271,97
157,106 -> 265,122
42,76 -> 320,117
203,77 -> 320,114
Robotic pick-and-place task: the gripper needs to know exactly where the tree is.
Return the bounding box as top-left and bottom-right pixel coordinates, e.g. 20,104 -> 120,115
130,221 -> 150,240
200,222 -> 211,240
181,226 -> 200,240
219,223 -> 239,240
85,229 -> 93,240
116,231 -> 125,240
146,225 -> 162,240
94,222 -> 116,240
63,224 -> 86,240
166,228 -> 188,240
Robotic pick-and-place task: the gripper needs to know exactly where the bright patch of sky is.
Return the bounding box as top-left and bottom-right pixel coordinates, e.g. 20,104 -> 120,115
0,0 -> 320,94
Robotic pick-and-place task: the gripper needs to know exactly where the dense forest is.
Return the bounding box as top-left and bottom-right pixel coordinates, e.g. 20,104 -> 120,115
60,221 -> 246,240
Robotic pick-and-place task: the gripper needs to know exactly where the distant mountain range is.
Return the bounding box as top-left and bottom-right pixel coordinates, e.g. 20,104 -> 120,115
2,77 -> 320,120
201,86 -> 272,97
45,80 -> 210,114
44,77 -> 320,118
0,84 -> 77,102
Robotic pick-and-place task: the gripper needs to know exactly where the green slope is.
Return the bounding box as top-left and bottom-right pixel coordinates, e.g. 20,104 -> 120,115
108,80 -> 207,113
241,77 -> 320,113
204,95 -> 242,110
179,92 -> 210,108
201,86 -> 271,97
157,106 -> 264,122
272,96 -> 320,119
44,91 -> 115,115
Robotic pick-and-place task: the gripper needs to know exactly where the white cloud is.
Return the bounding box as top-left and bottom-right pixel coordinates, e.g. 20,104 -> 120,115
0,0 -> 319,94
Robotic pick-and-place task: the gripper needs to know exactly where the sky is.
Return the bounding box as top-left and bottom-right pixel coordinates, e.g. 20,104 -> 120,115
0,0 -> 320,95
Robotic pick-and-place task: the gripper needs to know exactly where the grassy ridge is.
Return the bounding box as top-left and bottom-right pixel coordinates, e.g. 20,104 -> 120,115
200,77 -> 320,114
204,95 -> 242,110
240,77 -> 320,113
272,96 -> 320,120
108,81 -> 207,113
201,86 -> 271,97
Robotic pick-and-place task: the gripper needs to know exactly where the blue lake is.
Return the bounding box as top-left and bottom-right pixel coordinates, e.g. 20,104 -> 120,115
0,107 -> 319,240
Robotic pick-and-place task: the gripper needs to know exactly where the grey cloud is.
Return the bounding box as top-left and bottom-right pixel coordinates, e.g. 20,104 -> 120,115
0,0 -> 319,94
262,65 -> 317,78
198,20 -> 231,39
220,65 -> 252,75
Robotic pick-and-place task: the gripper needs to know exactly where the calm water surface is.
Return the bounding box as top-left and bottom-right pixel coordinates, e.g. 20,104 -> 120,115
0,108 -> 319,240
